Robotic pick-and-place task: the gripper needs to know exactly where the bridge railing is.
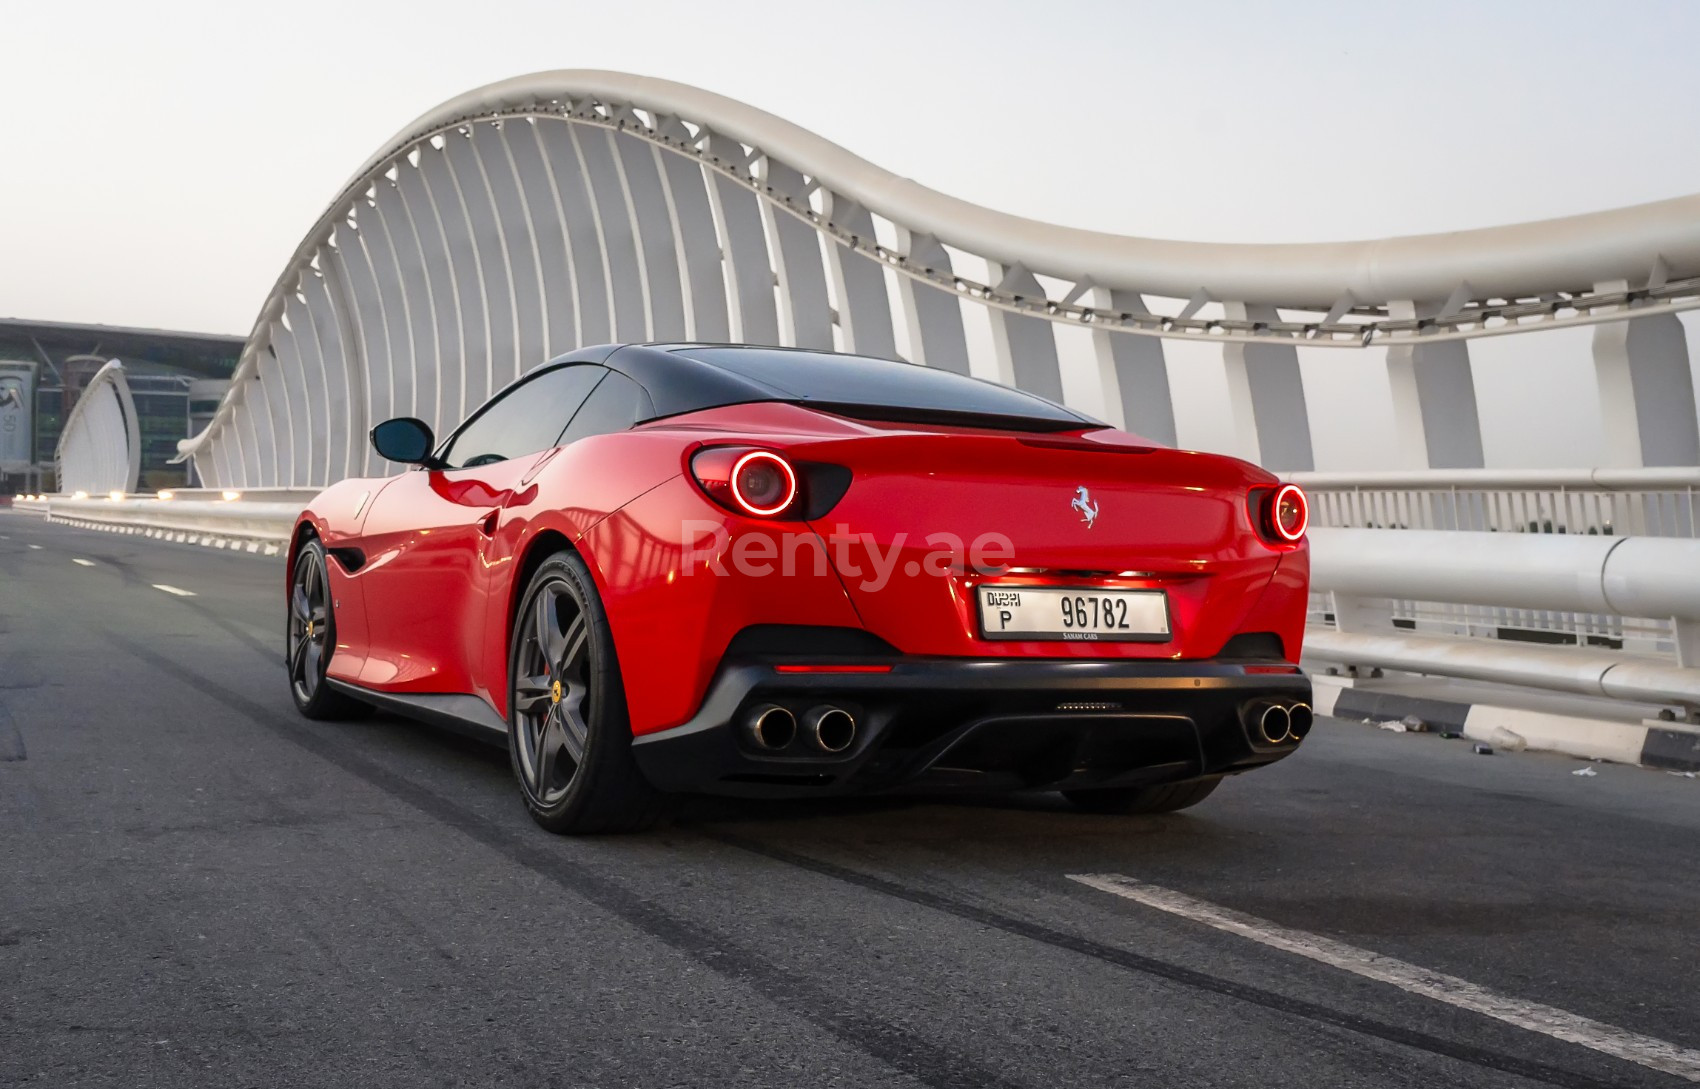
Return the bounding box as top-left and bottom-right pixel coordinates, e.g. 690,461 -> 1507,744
1293,467 -> 1700,537
1297,468 -> 1700,667
34,492 -> 305,550
1296,471 -> 1700,713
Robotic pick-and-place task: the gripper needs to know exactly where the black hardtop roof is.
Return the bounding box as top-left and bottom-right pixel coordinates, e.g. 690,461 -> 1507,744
531,343 -> 1099,432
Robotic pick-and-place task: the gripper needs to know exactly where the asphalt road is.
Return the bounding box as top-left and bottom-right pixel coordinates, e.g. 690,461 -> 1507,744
3,509 -> 1699,1089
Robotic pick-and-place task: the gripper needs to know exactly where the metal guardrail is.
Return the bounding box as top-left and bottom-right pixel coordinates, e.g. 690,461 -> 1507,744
1292,467 -> 1700,537
1297,468 -> 1700,673
1309,528 -> 1700,622
1305,525 -> 1700,711
1304,629 -> 1700,708
40,494 -> 300,547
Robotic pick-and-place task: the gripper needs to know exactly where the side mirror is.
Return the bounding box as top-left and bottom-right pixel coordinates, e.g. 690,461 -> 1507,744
370,417 -> 437,465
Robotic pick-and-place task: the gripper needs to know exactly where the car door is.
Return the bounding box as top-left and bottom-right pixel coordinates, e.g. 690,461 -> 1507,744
473,368 -> 657,704
354,363 -> 603,698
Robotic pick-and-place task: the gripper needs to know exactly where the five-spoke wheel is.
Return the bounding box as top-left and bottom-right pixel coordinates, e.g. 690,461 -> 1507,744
507,551 -> 662,833
513,577 -> 592,809
286,537 -> 367,720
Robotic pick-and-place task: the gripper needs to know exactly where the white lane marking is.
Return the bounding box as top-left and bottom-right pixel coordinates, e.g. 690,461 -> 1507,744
27,544 -> 42,550
151,584 -> 197,597
72,558 -> 96,567
1068,873 -> 1700,1082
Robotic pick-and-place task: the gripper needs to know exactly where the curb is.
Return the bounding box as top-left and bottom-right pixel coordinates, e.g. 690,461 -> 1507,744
1312,677 -> 1700,773
42,515 -> 283,557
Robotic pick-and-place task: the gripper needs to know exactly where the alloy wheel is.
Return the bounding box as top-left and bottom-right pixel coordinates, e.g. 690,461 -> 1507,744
288,549 -> 331,702
513,578 -> 592,807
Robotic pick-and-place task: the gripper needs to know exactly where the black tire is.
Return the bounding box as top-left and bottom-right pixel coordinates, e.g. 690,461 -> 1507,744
508,550 -> 664,834
287,538 -> 369,720
1063,777 -> 1221,815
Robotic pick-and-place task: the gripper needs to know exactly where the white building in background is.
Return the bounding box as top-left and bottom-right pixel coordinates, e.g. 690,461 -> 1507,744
0,318 -> 243,493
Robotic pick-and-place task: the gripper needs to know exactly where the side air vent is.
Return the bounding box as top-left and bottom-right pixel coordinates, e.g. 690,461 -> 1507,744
326,547 -> 368,573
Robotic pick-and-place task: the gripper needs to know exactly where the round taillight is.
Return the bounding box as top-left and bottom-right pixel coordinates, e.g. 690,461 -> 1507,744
729,451 -> 798,516
1272,483 -> 1308,541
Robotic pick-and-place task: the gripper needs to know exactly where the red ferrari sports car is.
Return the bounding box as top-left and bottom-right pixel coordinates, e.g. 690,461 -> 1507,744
286,344 -> 1311,833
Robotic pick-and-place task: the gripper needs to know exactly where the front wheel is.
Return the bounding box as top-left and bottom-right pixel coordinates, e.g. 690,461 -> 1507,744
1063,777 -> 1221,815
287,538 -> 369,720
508,551 -> 663,834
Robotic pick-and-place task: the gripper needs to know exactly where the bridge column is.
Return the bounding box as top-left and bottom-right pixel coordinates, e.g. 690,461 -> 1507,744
1384,300 -> 1484,469
821,194 -> 896,358
704,134 -> 779,345
1221,302 -> 1313,471
1090,289 -> 1174,444
894,231 -> 970,375
761,161 -> 834,349
988,263 -> 1064,403
1593,280 -> 1699,467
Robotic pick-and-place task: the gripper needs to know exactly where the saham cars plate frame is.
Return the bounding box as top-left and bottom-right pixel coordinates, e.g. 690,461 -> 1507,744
976,585 -> 1172,642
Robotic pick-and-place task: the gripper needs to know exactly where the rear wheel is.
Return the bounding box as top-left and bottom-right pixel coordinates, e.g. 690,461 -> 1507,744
508,551 -> 663,834
287,538 -> 368,720
1063,777 -> 1220,815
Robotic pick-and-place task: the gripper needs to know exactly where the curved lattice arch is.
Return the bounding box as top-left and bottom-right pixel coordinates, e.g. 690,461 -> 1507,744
179,70 -> 1700,486
58,358 -> 141,496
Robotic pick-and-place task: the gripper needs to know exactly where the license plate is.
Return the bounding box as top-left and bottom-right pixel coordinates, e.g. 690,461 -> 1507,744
977,586 -> 1170,642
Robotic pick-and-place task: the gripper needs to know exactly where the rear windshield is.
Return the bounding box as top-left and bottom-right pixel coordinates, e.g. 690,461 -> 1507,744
675,347 -> 1094,430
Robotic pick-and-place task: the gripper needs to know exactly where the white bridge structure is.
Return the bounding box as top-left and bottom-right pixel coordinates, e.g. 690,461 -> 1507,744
55,358 -> 141,498
173,71 -> 1700,485
48,71 -> 1700,722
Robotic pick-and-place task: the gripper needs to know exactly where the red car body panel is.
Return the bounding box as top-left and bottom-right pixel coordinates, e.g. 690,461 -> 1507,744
577,474 -> 867,734
294,477 -> 389,688
291,397 -> 1308,742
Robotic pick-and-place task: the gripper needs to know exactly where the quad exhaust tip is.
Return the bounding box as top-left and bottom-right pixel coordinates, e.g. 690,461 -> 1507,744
744,704 -> 797,751
1256,703 -> 1292,745
805,706 -> 857,753
1248,701 -> 1312,745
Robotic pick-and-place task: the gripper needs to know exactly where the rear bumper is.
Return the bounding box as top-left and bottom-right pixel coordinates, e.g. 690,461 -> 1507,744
630,657 -> 1311,798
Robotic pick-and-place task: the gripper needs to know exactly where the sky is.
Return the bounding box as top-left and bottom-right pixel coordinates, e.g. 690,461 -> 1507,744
4,0 -> 1698,467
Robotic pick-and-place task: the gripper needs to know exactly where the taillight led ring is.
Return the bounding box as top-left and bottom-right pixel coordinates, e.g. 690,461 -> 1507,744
1271,483 -> 1308,542
729,450 -> 798,517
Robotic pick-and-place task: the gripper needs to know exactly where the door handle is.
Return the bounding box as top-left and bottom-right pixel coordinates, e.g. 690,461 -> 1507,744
477,510 -> 499,536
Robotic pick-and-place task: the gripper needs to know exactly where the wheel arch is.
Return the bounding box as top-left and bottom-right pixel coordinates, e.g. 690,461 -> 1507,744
289,515 -> 320,550
285,517 -> 321,589
507,527 -> 580,632
494,526 -> 592,722
283,518 -> 326,672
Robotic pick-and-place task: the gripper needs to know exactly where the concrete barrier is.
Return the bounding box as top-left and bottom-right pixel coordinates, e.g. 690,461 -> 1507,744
43,494 -> 304,553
